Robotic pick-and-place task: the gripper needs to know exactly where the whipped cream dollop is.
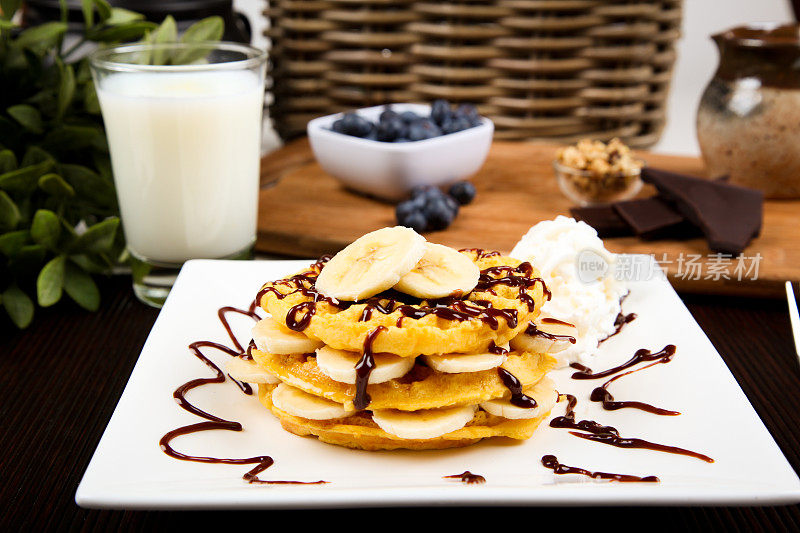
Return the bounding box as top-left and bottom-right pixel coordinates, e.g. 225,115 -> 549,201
510,216 -> 628,367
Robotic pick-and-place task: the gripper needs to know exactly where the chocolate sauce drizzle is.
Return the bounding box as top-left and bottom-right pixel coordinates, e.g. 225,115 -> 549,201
600,311 -> 638,343
497,367 -> 537,408
541,455 -> 659,483
549,393 -> 713,463
159,302 -> 327,485
444,471 -> 486,484
259,254 -> 549,340
353,326 -> 387,410
571,345 -> 676,380
525,318 -> 577,345
589,356 -> 680,416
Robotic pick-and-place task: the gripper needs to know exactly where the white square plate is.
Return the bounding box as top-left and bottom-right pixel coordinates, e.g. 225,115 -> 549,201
76,258 -> 800,509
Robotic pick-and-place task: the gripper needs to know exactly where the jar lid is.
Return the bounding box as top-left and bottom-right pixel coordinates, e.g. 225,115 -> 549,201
715,23 -> 800,48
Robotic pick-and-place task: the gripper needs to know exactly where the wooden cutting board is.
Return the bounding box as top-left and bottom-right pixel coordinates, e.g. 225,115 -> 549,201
257,138 -> 799,297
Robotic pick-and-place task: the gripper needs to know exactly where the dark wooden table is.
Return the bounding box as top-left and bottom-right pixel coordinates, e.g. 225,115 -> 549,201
2,276 -> 800,530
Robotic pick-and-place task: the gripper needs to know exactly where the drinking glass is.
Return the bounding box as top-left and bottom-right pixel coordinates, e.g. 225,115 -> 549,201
90,42 -> 267,307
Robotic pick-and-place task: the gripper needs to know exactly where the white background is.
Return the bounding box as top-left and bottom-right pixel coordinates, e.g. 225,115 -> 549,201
234,0 -> 795,156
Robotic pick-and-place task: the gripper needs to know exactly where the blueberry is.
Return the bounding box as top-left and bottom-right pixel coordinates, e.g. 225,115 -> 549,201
331,119 -> 347,133
396,203 -> 428,232
441,116 -> 472,135
448,181 -> 476,206
422,197 -> 455,231
410,185 -> 432,199
339,112 -> 373,137
430,99 -> 451,126
399,110 -> 420,124
407,119 -> 441,141
376,117 -> 405,142
379,106 -> 397,123
455,103 -> 480,126
443,194 -> 460,216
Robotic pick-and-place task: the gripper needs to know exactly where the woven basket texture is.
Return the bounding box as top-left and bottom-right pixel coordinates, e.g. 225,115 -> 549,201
265,0 -> 683,147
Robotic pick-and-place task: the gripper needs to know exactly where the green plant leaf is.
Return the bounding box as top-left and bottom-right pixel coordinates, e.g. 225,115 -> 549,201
38,173 -> 75,197
37,254 -> 66,307
0,230 -> 29,256
15,22 -> 68,52
59,164 -> 116,209
106,7 -> 142,25
81,0 -> 94,27
0,190 -> 21,230
149,15 -> 177,65
42,125 -> 102,152
57,61 -> 76,119
87,20 -> 156,42
0,149 -> 17,174
1,0 -> 22,21
31,209 -> 61,249
21,146 -> 54,167
172,17 -> 224,65
64,261 -> 100,311
7,104 -> 44,134
0,160 -> 54,194
3,284 -> 34,329
68,217 -> 119,254
83,82 -> 101,114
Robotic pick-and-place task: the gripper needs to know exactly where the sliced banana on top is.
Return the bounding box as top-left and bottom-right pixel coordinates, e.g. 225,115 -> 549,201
372,405 -> 477,440
315,226 -> 427,301
272,383 -> 355,420
479,377 -> 558,419
509,316 -> 578,355
395,243 -> 480,299
252,317 -> 324,355
423,345 -> 508,373
226,357 -> 280,384
315,346 -> 416,384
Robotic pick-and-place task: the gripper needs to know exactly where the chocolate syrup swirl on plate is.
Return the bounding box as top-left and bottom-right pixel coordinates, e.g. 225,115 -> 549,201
541,455 -> 659,483
444,471 -> 486,484
159,300 -> 327,485
571,345 -> 676,381
599,312 -> 637,343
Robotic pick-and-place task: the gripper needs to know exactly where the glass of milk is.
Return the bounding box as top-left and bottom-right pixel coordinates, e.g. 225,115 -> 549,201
90,42 -> 267,307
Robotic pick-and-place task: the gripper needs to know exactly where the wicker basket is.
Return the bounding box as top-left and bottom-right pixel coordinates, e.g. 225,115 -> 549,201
265,0 -> 682,147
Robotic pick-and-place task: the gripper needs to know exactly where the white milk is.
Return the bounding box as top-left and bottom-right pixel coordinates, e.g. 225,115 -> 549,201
97,71 -> 264,264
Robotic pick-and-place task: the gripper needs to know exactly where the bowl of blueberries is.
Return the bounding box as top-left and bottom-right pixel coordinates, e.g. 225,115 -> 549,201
307,100 -> 493,202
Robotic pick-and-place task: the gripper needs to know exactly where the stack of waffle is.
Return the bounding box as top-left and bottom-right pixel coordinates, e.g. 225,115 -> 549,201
228,227 -> 577,450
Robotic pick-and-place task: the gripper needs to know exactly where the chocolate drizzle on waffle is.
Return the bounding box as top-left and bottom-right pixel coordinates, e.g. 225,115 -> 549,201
525,318 -> 577,344
497,367 -> 538,408
353,326 -> 387,410
259,252 -> 549,334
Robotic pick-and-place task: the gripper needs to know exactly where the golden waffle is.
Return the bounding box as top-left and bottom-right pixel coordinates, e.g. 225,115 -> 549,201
258,251 -> 550,358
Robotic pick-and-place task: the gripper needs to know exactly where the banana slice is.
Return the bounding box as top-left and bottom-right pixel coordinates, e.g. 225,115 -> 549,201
315,226 -> 427,301
226,357 -> 280,384
509,316 -> 578,355
271,383 -> 354,420
252,317 -> 324,354
372,405 -> 477,440
480,377 -> 558,419
315,346 -> 416,384
395,243 -> 480,299
422,346 -> 508,373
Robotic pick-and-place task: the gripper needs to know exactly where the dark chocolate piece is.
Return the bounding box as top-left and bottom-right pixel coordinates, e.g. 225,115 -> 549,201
642,168 -> 763,254
570,205 -> 634,238
612,197 -> 700,240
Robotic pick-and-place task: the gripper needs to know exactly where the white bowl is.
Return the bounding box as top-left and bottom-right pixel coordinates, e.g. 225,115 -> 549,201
307,103 -> 494,201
